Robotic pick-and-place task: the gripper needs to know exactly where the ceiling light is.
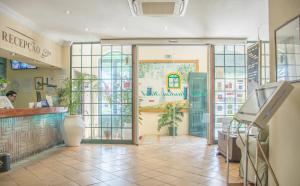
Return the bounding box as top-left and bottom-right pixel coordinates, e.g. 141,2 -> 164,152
85,28 -> 89,32
169,40 -> 178,43
122,27 -> 126,31
164,26 -> 168,30
66,10 -> 70,15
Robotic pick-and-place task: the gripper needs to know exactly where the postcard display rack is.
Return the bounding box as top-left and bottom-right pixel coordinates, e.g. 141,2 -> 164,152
226,81 -> 293,186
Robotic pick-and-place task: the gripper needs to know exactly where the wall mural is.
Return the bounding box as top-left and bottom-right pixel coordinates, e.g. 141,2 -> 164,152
138,61 -> 198,111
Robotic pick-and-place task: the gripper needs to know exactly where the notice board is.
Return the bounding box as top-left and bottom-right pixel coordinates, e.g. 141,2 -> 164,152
247,42 -> 261,96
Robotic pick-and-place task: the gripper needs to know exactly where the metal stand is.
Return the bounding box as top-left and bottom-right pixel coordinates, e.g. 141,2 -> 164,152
226,120 -> 280,186
226,120 -> 261,186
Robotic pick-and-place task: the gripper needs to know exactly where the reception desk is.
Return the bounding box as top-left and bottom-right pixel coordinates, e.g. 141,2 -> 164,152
0,107 -> 67,162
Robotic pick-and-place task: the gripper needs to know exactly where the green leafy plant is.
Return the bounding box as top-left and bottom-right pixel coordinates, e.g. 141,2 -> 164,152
0,77 -> 8,95
157,103 -> 184,132
0,77 -> 8,84
57,73 -> 95,115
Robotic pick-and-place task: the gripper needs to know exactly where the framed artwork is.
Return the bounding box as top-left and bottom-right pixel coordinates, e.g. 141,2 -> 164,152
34,77 -> 43,90
275,15 -> 300,81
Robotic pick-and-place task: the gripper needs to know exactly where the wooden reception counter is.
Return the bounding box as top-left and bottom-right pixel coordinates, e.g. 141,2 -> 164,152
0,107 -> 68,118
0,107 -> 67,162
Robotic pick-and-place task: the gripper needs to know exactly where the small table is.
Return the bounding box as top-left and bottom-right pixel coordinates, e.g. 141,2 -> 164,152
217,131 -> 241,162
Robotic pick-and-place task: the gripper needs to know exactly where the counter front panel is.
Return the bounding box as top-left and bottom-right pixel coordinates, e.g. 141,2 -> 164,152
0,108 -> 67,162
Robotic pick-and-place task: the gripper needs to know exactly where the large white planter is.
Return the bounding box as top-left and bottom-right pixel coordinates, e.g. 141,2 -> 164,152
63,115 -> 84,146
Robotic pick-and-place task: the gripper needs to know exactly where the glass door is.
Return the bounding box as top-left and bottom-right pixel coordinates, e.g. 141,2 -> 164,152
188,72 -> 208,137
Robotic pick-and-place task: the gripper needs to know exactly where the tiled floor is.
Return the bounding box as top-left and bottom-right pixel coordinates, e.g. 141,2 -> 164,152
0,136 -> 242,186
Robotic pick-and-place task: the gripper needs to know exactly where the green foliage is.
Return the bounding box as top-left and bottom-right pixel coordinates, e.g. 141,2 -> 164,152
157,103 -> 184,132
57,73 -> 95,115
0,77 -> 8,84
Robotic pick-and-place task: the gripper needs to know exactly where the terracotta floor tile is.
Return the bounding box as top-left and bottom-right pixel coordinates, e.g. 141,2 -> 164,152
0,136 -> 242,186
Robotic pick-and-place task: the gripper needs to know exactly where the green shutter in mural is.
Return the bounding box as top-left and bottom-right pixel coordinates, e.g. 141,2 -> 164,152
167,73 -> 181,89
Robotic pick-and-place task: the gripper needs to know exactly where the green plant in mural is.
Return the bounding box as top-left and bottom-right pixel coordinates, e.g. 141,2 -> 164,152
177,64 -> 196,84
157,103 -> 184,135
138,63 -> 153,78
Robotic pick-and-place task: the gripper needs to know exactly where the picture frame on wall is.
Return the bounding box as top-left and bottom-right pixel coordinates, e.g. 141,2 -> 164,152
275,15 -> 300,81
34,77 -> 43,90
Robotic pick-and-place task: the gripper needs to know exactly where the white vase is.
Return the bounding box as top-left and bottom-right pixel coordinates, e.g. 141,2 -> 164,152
63,115 -> 84,146
0,83 -> 7,92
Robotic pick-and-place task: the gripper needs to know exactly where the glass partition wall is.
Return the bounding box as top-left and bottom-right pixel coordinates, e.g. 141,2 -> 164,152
71,43 -> 133,143
213,45 -> 247,140
213,43 -> 270,141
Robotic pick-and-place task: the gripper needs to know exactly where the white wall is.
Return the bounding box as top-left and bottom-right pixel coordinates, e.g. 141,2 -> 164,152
268,0 -> 300,185
268,83 -> 300,186
138,45 -> 208,72
139,112 -> 189,136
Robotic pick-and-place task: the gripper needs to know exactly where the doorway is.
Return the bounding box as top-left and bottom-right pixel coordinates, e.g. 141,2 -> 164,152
137,45 -> 209,143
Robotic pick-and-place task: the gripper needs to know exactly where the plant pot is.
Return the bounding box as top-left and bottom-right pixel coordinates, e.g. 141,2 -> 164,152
168,127 -> 177,136
104,130 -> 111,140
63,115 -> 84,146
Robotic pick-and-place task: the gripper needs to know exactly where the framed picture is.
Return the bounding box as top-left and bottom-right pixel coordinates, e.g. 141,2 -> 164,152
34,77 -> 43,90
275,15 -> 300,81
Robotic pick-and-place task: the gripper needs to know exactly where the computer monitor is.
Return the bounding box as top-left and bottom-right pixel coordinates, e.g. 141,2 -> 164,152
40,100 -> 49,107
234,81 -> 293,129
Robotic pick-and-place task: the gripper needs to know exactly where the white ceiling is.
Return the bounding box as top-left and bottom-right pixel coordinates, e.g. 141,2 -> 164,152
0,0 -> 269,43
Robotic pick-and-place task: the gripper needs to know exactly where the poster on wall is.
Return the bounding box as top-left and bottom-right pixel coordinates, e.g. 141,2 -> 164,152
138,62 -> 197,111
247,41 -> 261,96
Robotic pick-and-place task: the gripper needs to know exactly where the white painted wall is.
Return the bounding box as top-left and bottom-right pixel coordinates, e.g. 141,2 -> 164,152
139,112 -> 189,136
138,45 -> 208,72
268,0 -> 300,185
268,83 -> 300,186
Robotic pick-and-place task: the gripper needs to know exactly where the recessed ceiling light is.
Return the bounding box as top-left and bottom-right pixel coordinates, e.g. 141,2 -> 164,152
66,10 -> 70,15
122,27 -> 126,31
85,28 -> 89,32
164,26 -> 168,31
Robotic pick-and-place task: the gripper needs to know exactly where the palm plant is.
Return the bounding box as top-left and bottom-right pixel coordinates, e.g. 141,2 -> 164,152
57,73 -> 95,115
157,103 -> 184,135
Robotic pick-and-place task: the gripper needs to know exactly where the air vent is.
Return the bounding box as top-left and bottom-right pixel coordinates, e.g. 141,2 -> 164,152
128,0 -> 189,17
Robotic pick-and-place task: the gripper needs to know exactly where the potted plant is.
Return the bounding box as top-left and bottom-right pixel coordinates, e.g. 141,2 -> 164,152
57,73 -> 88,146
157,103 -> 184,136
0,78 -> 8,96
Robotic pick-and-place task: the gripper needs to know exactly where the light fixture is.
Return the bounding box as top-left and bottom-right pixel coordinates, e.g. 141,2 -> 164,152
164,26 -> 168,31
122,27 -> 126,31
66,10 -> 70,15
85,28 -> 89,32
169,40 -> 178,43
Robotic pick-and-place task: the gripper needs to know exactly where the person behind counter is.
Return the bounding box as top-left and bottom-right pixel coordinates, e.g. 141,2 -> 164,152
6,90 -> 17,103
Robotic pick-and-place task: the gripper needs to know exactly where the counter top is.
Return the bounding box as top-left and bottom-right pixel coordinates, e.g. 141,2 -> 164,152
0,107 -> 68,118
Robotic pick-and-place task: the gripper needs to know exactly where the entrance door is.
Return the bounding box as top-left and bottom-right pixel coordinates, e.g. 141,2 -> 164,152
188,72 -> 207,137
